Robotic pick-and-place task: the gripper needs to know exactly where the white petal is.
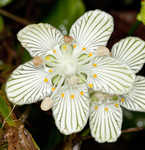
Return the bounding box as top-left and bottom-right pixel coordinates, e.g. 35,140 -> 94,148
86,56 -> 135,95
6,61 -> 52,105
112,37 -> 145,73
52,84 -> 89,135
17,23 -> 64,57
70,10 -> 114,52
90,102 -> 122,143
120,76 -> 145,112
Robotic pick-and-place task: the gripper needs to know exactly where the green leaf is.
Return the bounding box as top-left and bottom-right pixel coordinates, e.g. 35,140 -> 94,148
0,92 -> 16,126
0,0 -> 13,7
43,0 -> 85,33
137,0 -> 145,25
0,16 -> 4,32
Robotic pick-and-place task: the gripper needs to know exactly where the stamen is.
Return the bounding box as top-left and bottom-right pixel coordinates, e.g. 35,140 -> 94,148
62,44 -> 67,50
82,47 -> 86,51
104,107 -> 109,112
33,56 -> 43,67
88,53 -> 93,57
53,49 -> 56,54
93,74 -> 97,78
79,55 -> 96,65
73,44 -> 77,48
80,91 -> 84,96
64,35 -> 73,43
44,78 -> 48,83
121,98 -> 125,102
45,56 -> 50,61
88,83 -> 93,88
52,87 -> 55,92
114,104 -> 119,108
92,63 -> 97,67
94,105 -> 98,110
40,97 -> 53,111
49,69 -> 53,73
96,46 -> 110,56
70,94 -> 75,99
50,77 -> 64,99
61,93 -> 64,98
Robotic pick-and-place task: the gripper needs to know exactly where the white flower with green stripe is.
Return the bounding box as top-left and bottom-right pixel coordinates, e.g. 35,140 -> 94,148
6,10 -> 135,135
90,37 -> 145,143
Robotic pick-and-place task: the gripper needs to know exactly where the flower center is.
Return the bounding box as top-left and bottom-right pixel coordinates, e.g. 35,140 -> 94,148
44,43 -> 89,87
57,54 -> 78,76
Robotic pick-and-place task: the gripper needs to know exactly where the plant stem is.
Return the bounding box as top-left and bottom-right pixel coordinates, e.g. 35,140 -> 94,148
0,8 -> 31,25
128,20 -> 142,36
122,127 -> 144,133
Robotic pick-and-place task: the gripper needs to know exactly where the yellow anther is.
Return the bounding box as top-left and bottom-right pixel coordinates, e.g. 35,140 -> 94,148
70,94 -> 75,99
94,105 -> 98,110
49,69 -> 53,73
121,98 -> 125,102
88,83 -> 93,88
44,78 -> 48,83
45,56 -> 50,61
53,49 -> 56,54
73,44 -> 77,48
93,74 -> 97,78
104,107 -> 109,112
61,93 -> 64,98
88,53 -> 93,57
92,63 -> 97,67
52,87 -> 55,92
82,47 -> 86,51
114,104 -> 119,108
80,91 -> 84,95
62,45 -> 67,50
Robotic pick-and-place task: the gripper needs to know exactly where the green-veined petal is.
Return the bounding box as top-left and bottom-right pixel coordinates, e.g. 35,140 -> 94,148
17,23 -> 64,57
112,37 -> 145,73
6,61 -> 52,105
90,102 -> 122,143
52,84 -> 89,135
120,76 -> 145,112
86,56 -> 135,95
69,9 -> 114,52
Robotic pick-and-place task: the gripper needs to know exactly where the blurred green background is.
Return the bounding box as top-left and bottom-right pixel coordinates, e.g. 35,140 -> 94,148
0,0 -> 145,150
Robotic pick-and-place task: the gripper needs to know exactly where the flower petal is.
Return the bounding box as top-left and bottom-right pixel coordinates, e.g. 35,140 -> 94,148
69,9 -> 114,52
90,102 -> 122,143
6,61 -> 52,105
120,76 -> 145,112
17,23 -> 64,57
86,56 -> 135,95
111,37 -> 145,73
52,84 -> 89,135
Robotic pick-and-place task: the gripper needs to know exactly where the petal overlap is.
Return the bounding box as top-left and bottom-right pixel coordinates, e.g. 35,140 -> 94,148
86,56 -> 135,95
120,76 -> 145,112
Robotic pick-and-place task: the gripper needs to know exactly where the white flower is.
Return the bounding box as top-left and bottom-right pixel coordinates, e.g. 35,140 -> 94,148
5,10 -> 135,135
90,37 -> 145,143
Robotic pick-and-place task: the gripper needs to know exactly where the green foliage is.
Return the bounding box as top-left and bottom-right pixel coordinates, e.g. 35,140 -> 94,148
43,0 -> 85,33
0,0 -> 13,7
0,16 -> 4,32
137,0 -> 145,25
0,94 -> 16,126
